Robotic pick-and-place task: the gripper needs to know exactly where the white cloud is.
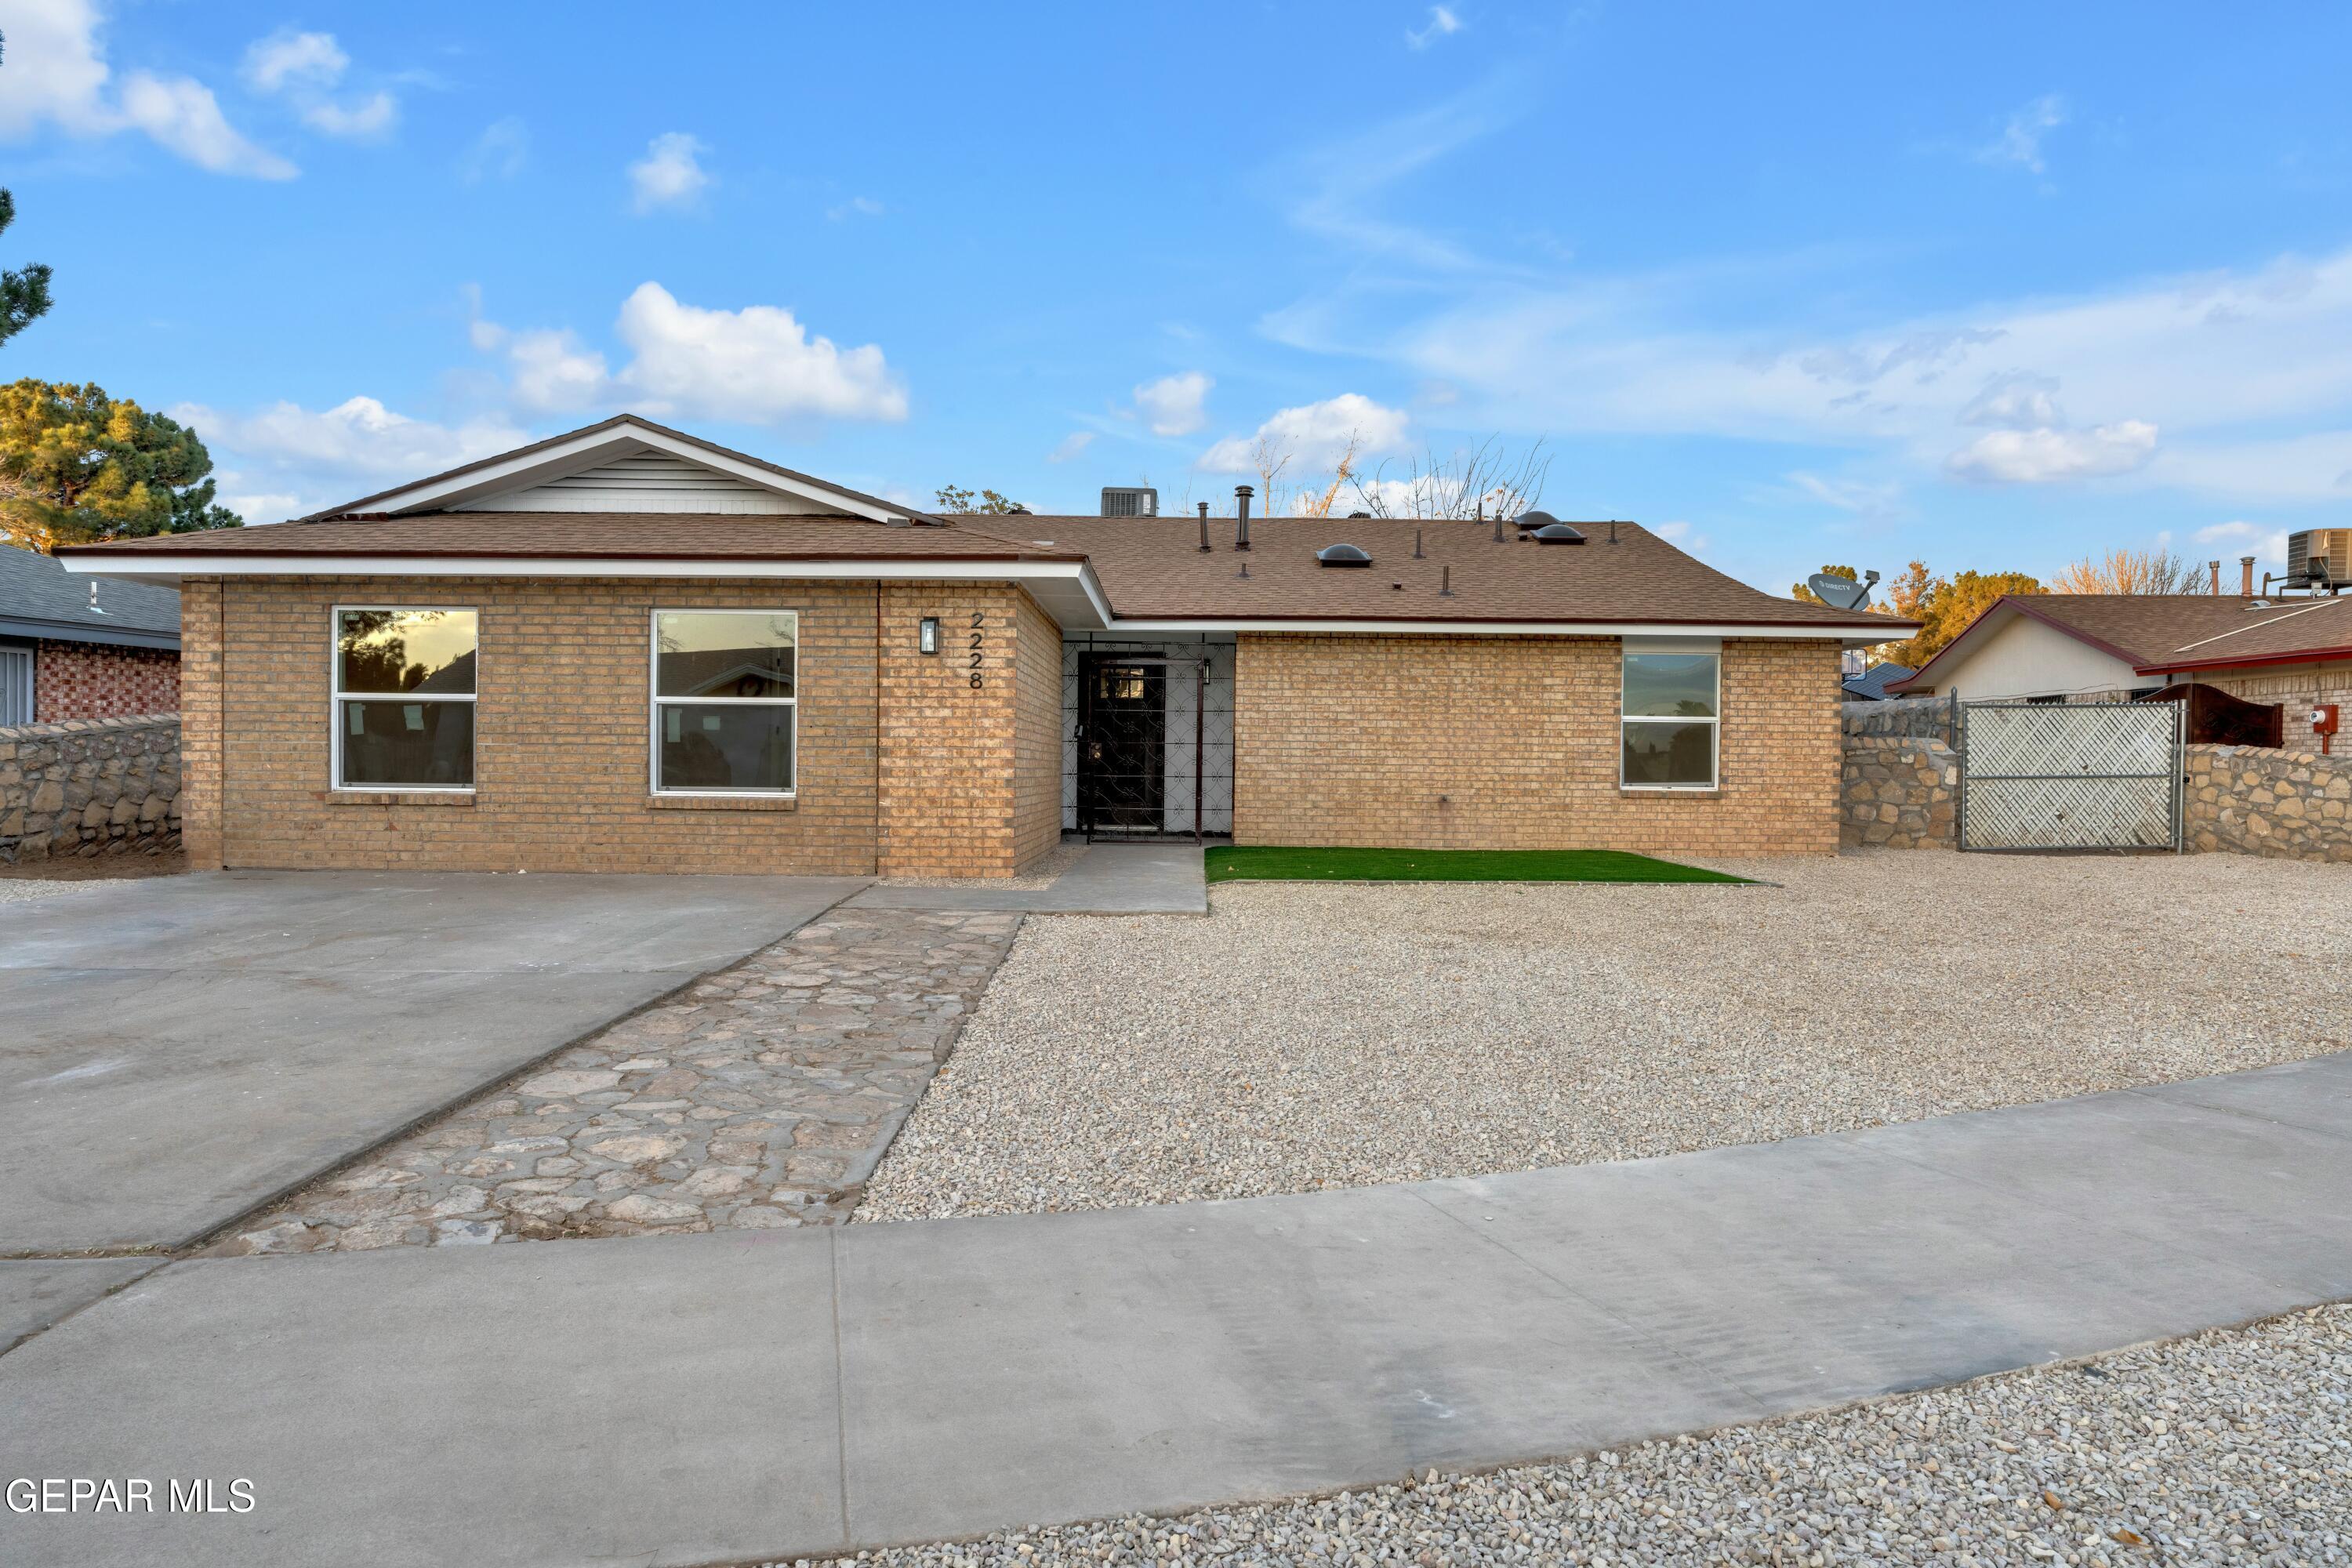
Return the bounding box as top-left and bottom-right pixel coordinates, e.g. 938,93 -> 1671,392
168,396 -> 530,520
615,282 -> 905,423
465,282 -> 908,426
1957,371 -> 2065,429
1652,520 -> 1715,559
629,132 -> 711,213
1406,5 -> 1464,49
302,92 -> 397,140
0,1 -> 295,177
1947,419 -> 2158,484
1047,431 -> 1095,463
1980,93 -> 2067,176
459,118 -> 528,183
1199,394 -> 1411,473
826,195 -> 884,221
2194,519 -> 2293,568
1133,372 -> 1212,437
1788,471 -> 1905,520
240,27 -> 396,142
241,31 -> 345,93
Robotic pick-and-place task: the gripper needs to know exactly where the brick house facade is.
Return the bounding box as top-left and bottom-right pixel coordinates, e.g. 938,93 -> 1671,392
67,416 -> 1904,874
2,543 -> 183,725
34,639 -> 180,721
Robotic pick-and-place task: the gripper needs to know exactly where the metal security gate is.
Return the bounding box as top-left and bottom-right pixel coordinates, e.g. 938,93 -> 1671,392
1958,701 -> 2183,852
1077,648 -> 1232,846
0,645 -> 30,727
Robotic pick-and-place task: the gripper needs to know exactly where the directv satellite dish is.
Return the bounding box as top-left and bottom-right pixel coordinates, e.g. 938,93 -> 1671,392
1808,569 -> 1880,612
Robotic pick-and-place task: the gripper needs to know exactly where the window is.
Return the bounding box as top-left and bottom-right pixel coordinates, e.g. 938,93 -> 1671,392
1621,641 -> 1719,789
333,608 -> 477,790
652,610 -> 797,795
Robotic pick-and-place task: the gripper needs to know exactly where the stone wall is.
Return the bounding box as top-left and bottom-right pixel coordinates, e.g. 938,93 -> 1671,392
1839,735 -> 1958,849
0,713 -> 181,862
1234,634 -> 1842,855
1842,694 -> 1957,742
2185,744 -> 2352,862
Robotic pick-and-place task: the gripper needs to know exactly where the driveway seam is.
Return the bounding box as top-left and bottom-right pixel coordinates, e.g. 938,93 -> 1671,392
828,1228 -> 853,1552
0,1256 -> 169,1361
2118,1080 -> 2352,1145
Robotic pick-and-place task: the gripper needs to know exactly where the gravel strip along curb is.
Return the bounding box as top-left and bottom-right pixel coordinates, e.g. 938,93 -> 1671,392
786,1304 -> 2352,1567
0,878 -> 98,905
858,851 -> 2352,1222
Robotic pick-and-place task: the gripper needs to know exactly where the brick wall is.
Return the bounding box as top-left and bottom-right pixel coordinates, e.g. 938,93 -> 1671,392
2200,662 -> 2352,752
1011,590 -> 1064,869
34,640 -> 180,721
183,575 -> 1056,877
1232,634 -> 1841,855
873,583 -> 1062,878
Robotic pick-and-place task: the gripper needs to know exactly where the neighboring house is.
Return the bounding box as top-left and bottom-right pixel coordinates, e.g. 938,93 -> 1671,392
1892,593 -> 2352,750
0,543 -> 182,726
56,416 -> 1906,877
1840,662 -> 1916,702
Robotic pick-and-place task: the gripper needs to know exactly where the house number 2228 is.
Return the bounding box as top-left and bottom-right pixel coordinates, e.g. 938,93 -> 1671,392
968,612 -> 985,688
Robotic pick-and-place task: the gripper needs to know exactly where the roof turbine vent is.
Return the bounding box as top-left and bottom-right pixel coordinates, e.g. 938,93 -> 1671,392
1316,543 -> 1374,568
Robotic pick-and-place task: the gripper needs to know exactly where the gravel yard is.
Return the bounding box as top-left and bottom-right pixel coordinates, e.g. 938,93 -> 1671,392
858,851 -> 2352,1221
801,1304 -> 2352,1566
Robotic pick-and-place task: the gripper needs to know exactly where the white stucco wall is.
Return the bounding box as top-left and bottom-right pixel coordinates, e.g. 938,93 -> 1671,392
1911,609 -> 2147,701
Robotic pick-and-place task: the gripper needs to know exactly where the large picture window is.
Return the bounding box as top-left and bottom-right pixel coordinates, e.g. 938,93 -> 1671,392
333,608 -> 477,790
652,610 -> 797,795
1621,641 -> 1719,789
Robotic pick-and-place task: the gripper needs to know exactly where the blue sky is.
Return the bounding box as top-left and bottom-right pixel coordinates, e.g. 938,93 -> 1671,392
5,2 -> 2351,600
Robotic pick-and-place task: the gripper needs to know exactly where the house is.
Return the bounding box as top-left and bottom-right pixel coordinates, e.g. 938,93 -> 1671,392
1840,661 -> 1916,702
56,416 -> 1907,876
0,543 -> 182,726
1891,591 -> 2352,751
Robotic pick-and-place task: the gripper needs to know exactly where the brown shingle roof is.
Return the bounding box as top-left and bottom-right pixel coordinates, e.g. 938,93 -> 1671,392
958,514 -> 1907,630
60,512 -> 1083,563
1896,593 -> 2352,688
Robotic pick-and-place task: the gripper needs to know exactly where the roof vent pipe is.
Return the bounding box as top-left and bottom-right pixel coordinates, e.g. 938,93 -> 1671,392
1413,528 -> 1425,559
1234,485 -> 1253,551
1439,564 -> 1453,597
2241,556 -> 2256,599
2209,559 -> 2221,594
1492,507 -> 1506,544
1198,502 -> 1212,553
1608,520 -> 1619,544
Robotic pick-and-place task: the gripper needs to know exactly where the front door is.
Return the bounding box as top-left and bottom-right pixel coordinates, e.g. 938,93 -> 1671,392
1079,656 -> 1166,834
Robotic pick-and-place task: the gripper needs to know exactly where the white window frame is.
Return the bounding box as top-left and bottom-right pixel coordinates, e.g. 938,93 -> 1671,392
648,608 -> 799,798
329,604 -> 477,794
1620,637 -> 1721,792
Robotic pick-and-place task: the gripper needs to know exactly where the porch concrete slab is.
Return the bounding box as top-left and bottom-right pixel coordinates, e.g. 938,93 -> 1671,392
0,870 -> 865,1255
5,1063 -> 2350,1567
0,1259 -> 157,1355
848,842 -> 1207,914
0,1231 -> 843,1568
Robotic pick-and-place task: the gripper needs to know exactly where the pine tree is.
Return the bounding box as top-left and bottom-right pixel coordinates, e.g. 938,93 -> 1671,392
0,380 -> 244,550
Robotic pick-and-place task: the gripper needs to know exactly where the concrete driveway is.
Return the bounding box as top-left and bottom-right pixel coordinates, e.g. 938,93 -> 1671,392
0,870 -> 863,1258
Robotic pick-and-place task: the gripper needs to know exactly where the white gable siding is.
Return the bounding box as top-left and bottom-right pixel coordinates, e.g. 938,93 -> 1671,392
454,449 -> 829,514
1917,610 -> 2147,701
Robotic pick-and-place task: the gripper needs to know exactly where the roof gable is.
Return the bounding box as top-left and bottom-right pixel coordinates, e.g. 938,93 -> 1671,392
298,414 -> 927,525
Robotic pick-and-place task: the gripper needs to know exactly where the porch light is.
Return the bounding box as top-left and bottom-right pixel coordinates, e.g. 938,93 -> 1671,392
918,617 -> 939,655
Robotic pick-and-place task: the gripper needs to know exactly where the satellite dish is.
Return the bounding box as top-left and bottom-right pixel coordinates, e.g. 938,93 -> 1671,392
1808,569 -> 1880,612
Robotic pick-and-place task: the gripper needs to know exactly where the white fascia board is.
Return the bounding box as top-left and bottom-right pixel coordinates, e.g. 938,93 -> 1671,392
1102,618 -> 1889,641
63,554 -> 1115,629
347,422 -> 909,523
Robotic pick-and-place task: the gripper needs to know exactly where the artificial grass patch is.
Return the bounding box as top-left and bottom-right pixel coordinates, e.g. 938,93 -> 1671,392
1203,846 -> 1750,885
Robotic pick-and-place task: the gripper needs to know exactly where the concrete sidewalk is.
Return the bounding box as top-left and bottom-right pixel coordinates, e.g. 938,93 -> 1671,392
848,841 -> 1207,914
4,1053 -> 2349,1567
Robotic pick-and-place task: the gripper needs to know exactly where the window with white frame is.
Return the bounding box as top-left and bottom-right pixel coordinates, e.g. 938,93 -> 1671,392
1621,641 -> 1719,789
333,608 -> 477,789
652,610 -> 797,794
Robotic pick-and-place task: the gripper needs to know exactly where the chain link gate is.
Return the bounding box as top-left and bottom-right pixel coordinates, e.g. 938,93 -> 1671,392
1958,701 -> 2183,851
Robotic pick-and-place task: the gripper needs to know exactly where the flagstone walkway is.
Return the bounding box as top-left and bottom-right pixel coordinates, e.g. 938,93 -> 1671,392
204,908 -> 1020,1253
